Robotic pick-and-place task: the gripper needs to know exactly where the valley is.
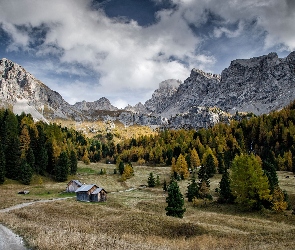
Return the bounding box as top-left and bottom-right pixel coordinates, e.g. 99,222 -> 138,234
0,162 -> 294,249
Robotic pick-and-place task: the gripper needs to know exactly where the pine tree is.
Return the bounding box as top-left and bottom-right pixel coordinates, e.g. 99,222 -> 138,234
69,150 -> 78,175
19,159 -> 33,185
55,151 -> 69,182
218,169 -> 234,203
5,136 -> 21,180
165,180 -> 186,218
26,147 -> 35,171
198,164 -> 210,188
118,161 -> 125,175
204,153 -> 216,178
0,144 -> 5,184
262,160 -> 278,193
186,174 -> 199,202
148,172 -> 156,187
35,146 -> 48,175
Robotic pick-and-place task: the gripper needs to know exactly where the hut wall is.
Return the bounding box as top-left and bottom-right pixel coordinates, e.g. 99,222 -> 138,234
76,192 -> 90,202
67,182 -> 80,192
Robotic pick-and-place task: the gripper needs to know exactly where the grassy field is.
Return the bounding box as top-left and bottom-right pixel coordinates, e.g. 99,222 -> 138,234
0,162 -> 295,249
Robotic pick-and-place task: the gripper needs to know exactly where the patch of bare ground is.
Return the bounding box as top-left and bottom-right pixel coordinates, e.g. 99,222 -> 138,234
0,163 -> 295,249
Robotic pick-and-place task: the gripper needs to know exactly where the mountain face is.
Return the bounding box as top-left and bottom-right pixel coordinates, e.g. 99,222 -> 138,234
1,52 -> 295,129
73,97 -> 118,112
0,58 -> 119,122
143,52 -> 295,117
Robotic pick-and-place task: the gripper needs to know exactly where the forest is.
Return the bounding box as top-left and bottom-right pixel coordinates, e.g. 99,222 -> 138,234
1,100 -> 295,212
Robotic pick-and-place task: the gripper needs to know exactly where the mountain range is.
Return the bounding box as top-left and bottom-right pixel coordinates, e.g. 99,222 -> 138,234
1,51 -> 295,129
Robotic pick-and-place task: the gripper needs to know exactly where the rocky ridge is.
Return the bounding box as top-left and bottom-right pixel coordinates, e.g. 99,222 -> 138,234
1,52 -> 295,130
142,52 -> 295,118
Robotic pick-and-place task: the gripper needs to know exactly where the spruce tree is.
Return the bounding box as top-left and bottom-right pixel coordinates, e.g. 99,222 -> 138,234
5,136 -> 21,180
204,153 -> 216,178
19,159 -> 33,185
35,146 -> 48,175
118,161 -> 125,175
147,172 -> 156,187
55,151 -> 69,182
218,169 -> 234,203
0,144 -> 5,184
198,164 -> 210,188
26,147 -> 35,172
165,180 -> 186,218
186,174 -> 199,202
69,150 -> 78,175
262,160 -> 278,193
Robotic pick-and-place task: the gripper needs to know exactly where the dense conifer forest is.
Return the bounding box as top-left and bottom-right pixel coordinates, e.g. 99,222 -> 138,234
1,100 -> 295,212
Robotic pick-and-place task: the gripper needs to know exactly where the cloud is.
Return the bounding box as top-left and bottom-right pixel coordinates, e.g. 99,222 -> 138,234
0,0 -> 294,107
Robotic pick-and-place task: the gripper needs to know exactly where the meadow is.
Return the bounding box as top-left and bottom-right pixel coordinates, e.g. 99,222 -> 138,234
0,162 -> 295,249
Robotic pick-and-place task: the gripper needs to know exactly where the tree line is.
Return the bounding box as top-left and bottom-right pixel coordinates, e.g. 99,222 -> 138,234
0,109 -> 87,184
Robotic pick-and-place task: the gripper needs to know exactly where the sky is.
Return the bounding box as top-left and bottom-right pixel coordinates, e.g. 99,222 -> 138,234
0,0 -> 295,108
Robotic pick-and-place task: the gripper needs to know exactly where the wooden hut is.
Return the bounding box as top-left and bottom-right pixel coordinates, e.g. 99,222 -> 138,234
75,184 -> 107,202
66,180 -> 83,192
90,187 -> 107,202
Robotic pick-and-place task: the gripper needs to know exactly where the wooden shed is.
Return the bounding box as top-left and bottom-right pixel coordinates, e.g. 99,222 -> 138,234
66,180 -> 83,192
75,184 -> 107,202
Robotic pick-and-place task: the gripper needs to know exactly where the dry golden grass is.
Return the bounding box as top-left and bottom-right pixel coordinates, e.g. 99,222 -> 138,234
0,163 -> 295,249
53,119 -> 156,143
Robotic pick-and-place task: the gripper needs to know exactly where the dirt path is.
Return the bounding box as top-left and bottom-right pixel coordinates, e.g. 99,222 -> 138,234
0,197 -> 74,249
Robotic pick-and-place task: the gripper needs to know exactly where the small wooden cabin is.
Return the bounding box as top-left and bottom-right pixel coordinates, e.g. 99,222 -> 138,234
75,184 -> 107,202
66,180 -> 83,192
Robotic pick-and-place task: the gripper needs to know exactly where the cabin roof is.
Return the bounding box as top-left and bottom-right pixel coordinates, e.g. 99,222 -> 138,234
75,184 -> 97,192
92,187 -> 107,194
68,180 -> 83,186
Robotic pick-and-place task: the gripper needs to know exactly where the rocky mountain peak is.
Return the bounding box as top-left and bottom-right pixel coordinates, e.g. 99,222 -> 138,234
73,97 -> 118,111
144,79 -> 181,114
191,68 -> 221,80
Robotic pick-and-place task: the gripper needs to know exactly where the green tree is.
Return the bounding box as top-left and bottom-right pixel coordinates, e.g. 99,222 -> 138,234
165,180 -> 186,218
26,147 -> 35,171
5,136 -> 21,180
203,153 -> 216,178
118,161 -> 125,175
148,172 -> 156,187
35,146 -> 48,175
19,159 -> 33,185
55,151 -> 69,182
262,161 -> 278,193
186,174 -> 199,202
0,144 -> 5,184
218,169 -> 234,203
230,154 -> 272,210
69,150 -> 78,175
